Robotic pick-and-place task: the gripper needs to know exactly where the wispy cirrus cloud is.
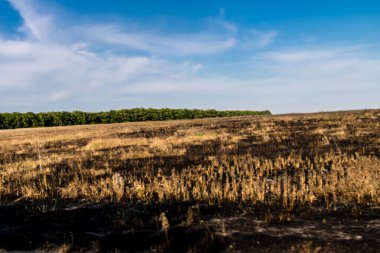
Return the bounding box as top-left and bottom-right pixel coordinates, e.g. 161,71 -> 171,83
8,0 -> 53,41
255,30 -> 278,48
240,29 -> 279,49
84,25 -> 236,56
261,49 -> 338,63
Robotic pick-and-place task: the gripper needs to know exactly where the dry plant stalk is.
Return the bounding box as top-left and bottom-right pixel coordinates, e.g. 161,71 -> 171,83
159,212 -> 170,244
112,173 -> 125,201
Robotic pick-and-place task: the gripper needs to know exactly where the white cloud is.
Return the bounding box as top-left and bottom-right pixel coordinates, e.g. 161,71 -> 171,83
8,0 -> 53,41
208,9 -> 238,33
84,25 -> 236,56
261,50 -> 338,63
241,30 -> 279,49
256,31 -> 278,48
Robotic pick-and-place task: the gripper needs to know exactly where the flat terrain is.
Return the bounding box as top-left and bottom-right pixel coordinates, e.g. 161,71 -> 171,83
0,109 -> 379,252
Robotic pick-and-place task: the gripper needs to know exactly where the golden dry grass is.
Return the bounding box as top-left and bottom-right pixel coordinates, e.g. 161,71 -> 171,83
0,110 -> 379,210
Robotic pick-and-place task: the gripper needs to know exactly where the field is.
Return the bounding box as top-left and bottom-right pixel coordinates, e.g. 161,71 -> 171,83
0,109 -> 379,252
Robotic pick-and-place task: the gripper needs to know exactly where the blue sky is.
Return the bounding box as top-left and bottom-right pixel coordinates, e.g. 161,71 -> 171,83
0,0 -> 379,113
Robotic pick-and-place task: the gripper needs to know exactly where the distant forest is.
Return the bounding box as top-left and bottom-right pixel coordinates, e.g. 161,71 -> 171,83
0,108 -> 271,130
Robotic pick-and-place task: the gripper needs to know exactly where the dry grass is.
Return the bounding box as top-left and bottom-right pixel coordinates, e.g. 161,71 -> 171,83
0,110 -> 379,211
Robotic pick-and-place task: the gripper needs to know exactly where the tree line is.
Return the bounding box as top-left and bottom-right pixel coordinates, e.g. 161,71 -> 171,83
0,108 -> 271,130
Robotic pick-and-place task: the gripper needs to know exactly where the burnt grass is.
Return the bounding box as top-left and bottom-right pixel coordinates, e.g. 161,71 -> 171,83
1,201 -> 379,252
0,109 -> 380,252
